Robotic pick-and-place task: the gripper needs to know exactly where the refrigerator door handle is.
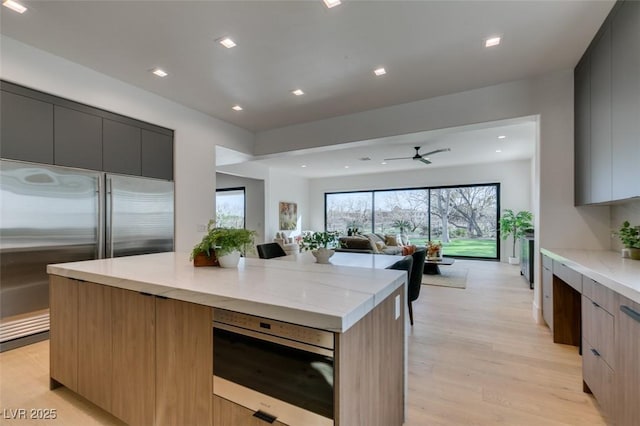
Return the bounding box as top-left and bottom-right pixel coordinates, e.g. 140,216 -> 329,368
97,176 -> 106,259
106,177 -> 114,258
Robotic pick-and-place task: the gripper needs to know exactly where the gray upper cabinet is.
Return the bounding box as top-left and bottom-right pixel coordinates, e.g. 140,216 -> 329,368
574,0 -> 639,205
590,25 -> 612,204
54,106 -> 102,170
574,55 -> 591,206
103,119 -> 141,176
141,129 -> 173,180
611,0 -> 640,201
1,91 -> 54,164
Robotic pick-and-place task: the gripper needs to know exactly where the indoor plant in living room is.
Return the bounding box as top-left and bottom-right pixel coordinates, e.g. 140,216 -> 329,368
615,221 -> 640,260
190,221 -> 256,268
499,209 -> 533,265
301,231 -> 340,264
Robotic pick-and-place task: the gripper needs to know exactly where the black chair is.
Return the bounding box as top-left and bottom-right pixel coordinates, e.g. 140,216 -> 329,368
257,242 -> 287,259
388,254 -> 414,321
407,248 -> 427,326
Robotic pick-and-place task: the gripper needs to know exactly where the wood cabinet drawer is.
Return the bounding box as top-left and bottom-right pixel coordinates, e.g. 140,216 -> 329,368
542,254 -> 553,270
213,395 -> 288,426
553,260 -> 582,292
583,338 -> 615,416
582,276 -> 594,300
582,295 -> 615,369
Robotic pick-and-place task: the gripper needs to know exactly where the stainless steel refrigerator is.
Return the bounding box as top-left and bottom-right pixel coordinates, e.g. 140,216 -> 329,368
0,159 -> 174,351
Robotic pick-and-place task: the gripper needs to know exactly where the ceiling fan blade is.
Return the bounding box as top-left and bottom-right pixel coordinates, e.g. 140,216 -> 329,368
419,148 -> 451,157
383,156 -> 412,161
419,158 -> 432,165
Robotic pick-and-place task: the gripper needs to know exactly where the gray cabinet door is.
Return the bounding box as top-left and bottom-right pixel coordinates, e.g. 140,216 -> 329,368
590,25 -> 612,203
611,0 -> 640,201
54,106 -> 102,170
542,263 -> 553,332
141,129 -> 173,180
574,55 -> 591,206
1,91 -> 54,164
103,119 -> 141,176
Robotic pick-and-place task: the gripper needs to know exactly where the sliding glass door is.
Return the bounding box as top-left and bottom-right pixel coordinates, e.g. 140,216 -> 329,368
325,183 -> 499,259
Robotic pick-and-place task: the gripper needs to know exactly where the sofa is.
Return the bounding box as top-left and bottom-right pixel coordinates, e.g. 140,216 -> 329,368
337,233 -> 416,255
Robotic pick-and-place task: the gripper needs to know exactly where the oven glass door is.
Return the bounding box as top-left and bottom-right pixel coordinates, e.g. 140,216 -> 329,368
213,328 -> 334,419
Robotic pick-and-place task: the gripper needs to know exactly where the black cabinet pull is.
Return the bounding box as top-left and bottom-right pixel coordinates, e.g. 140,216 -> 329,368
621,305 -> 640,324
591,348 -> 600,357
592,301 -> 599,308
252,410 -> 277,424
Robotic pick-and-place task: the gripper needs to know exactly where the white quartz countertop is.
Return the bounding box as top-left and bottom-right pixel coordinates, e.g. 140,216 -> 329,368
47,251 -> 406,333
540,248 -> 640,304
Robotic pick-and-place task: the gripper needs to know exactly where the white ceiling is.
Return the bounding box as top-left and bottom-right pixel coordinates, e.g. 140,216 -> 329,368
1,0 -> 614,133
1,1 -> 611,179
244,117 -> 537,178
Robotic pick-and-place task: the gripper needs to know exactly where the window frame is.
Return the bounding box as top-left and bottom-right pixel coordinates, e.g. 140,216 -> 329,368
216,186 -> 246,229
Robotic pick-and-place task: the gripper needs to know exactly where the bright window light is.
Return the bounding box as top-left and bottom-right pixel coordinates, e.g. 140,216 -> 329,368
3,0 -> 27,13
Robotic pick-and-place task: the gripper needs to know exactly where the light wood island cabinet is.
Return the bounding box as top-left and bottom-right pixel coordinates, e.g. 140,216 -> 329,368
616,296 -> 640,425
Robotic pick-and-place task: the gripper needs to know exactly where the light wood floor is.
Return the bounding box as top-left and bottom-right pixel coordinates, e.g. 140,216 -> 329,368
0,260 -> 609,425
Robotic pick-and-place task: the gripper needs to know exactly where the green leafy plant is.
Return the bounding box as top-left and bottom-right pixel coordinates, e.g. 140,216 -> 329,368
615,221 -> 640,249
190,220 -> 256,259
300,231 -> 340,251
392,219 -> 411,233
499,209 -> 533,258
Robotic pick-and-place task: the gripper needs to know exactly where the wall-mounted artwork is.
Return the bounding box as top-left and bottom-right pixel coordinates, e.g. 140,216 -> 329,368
279,201 -> 297,230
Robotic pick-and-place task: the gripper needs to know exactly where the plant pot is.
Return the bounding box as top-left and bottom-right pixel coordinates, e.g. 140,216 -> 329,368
508,256 -> 520,265
193,252 -> 218,267
629,248 -> 640,261
218,251 -> 241,268
312,248 -> 335,264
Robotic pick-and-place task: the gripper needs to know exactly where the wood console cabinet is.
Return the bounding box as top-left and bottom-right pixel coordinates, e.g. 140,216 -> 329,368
49,276 -> 212,426
616,296 -> 640,425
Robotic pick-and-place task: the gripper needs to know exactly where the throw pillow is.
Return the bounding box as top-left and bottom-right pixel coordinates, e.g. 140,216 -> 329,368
375,241 -> 386,251
385,234 -> 398,246
364,234 -> 380,253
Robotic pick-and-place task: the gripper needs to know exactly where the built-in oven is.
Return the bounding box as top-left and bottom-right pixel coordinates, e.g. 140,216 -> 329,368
213,309 -> 335,426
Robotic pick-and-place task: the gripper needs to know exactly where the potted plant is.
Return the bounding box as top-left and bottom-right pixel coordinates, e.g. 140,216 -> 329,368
499,209 -> 533,265
191,221 -> 256,268
615,221 -> 640,260
301,231 -> 340,264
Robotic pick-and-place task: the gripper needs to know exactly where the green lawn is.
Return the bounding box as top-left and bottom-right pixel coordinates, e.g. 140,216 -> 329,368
410,238 -> 497,258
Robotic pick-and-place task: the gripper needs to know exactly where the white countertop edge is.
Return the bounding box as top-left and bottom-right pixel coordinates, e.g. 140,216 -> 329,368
46,261 -> 404,332
540,248 -> 640,304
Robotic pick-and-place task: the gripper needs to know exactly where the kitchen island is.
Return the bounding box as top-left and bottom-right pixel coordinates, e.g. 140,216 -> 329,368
47,252 -> 407,426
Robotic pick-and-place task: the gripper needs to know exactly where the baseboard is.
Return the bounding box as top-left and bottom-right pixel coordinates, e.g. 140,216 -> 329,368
532,300 -> 543,325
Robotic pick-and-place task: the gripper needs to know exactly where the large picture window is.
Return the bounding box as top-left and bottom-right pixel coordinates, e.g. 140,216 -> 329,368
216,187 -> 246,229
325,183 -> 499,259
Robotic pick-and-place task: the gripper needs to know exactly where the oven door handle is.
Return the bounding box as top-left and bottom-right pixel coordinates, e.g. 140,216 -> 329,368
213,322 -> 334,357
253,410 -> 277,424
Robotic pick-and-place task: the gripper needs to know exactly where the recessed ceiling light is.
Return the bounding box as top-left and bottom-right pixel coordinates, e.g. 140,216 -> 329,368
152,68 -> 168,77
498,135 -> 506,139
323,0 -> 342,8
374,67 -> 387,76
381,161 -> 387,165
344,165 -> 349,169
219,37 -> 237,49
496,149 -> 502,153
292,89 -> 305,96
2,0 -> 27,13
301,165 -> 307,168
232,105 -> 243,111
485,36 -> 501,48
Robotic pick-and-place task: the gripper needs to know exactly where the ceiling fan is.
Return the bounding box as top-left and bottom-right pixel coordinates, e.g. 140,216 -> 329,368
384,146 -> 451,165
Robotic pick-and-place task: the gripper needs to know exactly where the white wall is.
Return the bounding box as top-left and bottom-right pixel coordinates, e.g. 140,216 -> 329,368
1,36 -> 255,252
216,173 -> 265,253
217,163 -> 310,242
309,159 -> 532,262
256,70 -> 612,323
